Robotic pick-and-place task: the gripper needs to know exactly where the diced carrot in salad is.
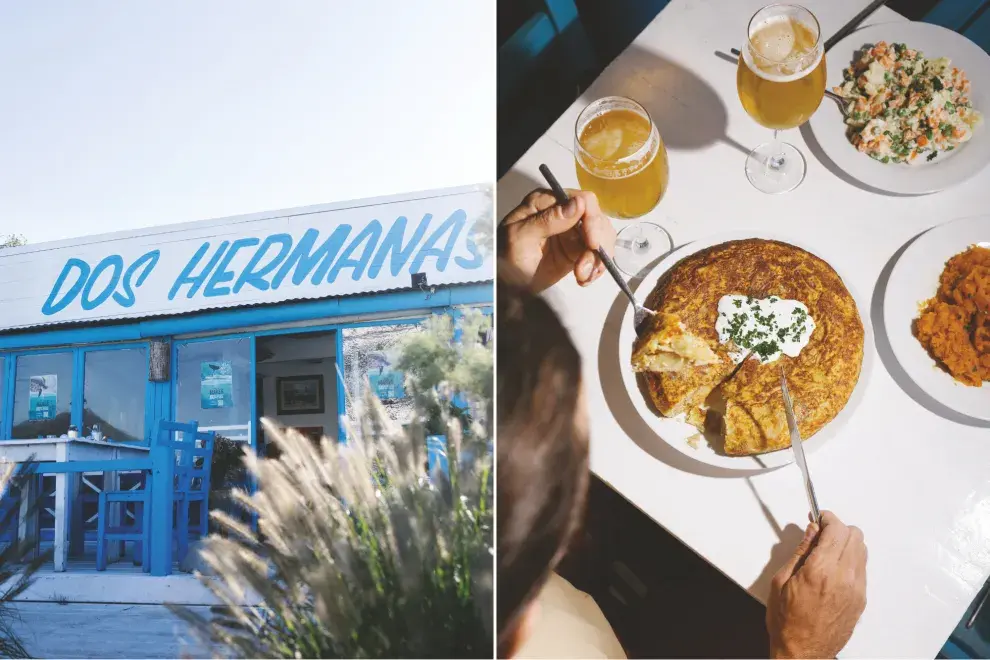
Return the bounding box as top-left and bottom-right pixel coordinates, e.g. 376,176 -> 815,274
833,41 -> 982,164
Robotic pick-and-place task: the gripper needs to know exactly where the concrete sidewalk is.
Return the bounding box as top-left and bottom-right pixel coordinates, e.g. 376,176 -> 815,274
8,602 -> 216,659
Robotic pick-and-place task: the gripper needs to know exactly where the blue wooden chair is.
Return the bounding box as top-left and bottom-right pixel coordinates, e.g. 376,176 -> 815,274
939,579 -> 990,659
498,0 -> 597,105
498,0 -> 599,176
95,420 -> 199,571
173,428 -> 216,564
924,0 -> 990,53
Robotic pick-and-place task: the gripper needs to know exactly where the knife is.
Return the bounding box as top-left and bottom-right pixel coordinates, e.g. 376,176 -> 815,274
780,366 -> 822,524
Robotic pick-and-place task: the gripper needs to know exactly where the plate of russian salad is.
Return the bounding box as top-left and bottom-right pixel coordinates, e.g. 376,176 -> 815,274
809,22 -> 990,194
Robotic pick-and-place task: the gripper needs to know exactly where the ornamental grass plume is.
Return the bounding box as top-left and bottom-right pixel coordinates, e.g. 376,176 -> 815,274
0,462 -> 51,659
170,386 -> 493,658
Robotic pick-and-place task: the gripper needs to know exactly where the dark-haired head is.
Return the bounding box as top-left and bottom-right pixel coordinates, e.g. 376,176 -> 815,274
496,263 -> 589,657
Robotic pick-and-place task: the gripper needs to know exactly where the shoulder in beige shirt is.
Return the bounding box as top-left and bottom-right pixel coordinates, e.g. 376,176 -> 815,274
515,572 -> 626,659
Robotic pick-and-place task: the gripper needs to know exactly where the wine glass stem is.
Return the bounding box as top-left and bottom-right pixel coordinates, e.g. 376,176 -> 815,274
768,129 -> 785,171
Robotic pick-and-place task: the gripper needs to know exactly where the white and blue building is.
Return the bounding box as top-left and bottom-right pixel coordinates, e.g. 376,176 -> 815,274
0,185 -> 492,597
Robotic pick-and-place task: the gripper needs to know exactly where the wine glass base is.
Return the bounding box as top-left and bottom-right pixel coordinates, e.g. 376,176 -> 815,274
614,222 -> 673,276
745,141 -> 807,194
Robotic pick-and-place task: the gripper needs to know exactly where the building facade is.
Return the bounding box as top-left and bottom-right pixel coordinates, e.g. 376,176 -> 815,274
0,185 -> 493,570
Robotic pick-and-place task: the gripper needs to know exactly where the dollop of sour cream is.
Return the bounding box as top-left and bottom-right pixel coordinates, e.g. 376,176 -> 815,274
715,295 -> 816,364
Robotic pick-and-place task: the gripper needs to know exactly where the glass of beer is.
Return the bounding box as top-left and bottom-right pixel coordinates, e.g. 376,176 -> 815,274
737,4 -> 825,194
574,96 -> 671,275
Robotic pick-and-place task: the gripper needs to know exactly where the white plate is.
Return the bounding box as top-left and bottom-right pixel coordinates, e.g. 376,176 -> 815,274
618,232 -> 873,471
884,216 -> 990,420
808,22 -> 990,194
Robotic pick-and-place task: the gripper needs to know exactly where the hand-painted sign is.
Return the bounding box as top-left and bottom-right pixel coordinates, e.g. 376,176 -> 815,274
200,361 -> 233,409
0,187 -> 493,331
368,369 -> 406,400
28,375 -> 57,420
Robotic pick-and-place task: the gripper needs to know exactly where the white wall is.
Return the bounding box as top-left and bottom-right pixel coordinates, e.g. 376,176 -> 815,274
255,334 -> 338,441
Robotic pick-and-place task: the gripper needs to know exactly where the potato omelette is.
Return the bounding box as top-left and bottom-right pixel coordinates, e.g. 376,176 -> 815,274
913,245 -> 990,386
638,239 -> 865,456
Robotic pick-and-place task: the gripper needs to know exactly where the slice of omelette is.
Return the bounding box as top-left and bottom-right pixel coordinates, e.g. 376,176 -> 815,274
632,313 -> 721,373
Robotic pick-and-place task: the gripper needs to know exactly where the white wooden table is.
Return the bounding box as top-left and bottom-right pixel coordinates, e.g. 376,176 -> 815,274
499,1 -> 990,656
0,438 -> 151,572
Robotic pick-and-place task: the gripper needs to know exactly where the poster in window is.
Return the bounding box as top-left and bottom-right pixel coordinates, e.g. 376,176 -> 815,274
200,361 -> 234,409
368,369 -> 406,401
28,375 -> 57,420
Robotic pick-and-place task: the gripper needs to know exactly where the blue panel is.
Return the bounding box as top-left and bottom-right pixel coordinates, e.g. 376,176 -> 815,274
427,435 -> 449,477
0,326 -> 142,351
1,358 -> 13,439
499,13 -> 557,103
71,348 -> 84,431
149,444 -> 174,576
964,7 -> 990,53
504,13 -> 557,62
146,381 -> 172,445
0,284 -> 492,351
924,0 -> 989,31
335,331 -> 346,443
940,639 -> 972,658
544,0 -> 579,31
249,335 -> 258,453
448,285 -> 491,306
34,459 -> 153,473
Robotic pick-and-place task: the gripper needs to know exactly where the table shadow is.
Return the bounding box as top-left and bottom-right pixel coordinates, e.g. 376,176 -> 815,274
871,230 -> 990,428
580,44 -> 751,157
799,122 -> 924,198
596,248 -> 771,479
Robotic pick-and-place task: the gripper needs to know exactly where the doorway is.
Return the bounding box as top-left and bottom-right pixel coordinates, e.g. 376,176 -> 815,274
255,331 -> 339,458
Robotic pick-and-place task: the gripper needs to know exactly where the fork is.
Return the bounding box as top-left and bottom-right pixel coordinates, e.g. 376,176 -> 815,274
538,164 -> 656,334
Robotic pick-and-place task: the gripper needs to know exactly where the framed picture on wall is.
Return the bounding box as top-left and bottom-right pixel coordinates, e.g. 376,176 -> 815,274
275,375 -> 325,415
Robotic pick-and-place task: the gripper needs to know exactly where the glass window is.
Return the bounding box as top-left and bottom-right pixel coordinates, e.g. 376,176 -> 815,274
176,338 -> 252,443
84,347 -> 148,443
12,352 -> 74,439
342,323 -> 423,425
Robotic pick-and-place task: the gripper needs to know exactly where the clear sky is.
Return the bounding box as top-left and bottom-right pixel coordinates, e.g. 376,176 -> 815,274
0,1 -> 494,243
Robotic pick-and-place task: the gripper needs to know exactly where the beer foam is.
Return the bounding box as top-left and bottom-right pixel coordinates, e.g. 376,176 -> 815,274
742,16 -> 822,83
752,18 -> 796,62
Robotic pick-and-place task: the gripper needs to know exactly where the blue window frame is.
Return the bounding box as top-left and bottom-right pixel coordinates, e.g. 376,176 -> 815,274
0,343 -> 152,443
11,351 -> 75,439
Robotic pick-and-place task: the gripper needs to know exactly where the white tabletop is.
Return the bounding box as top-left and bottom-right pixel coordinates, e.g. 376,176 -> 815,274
498,1 -> 990,656
0,437 -> 150,462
